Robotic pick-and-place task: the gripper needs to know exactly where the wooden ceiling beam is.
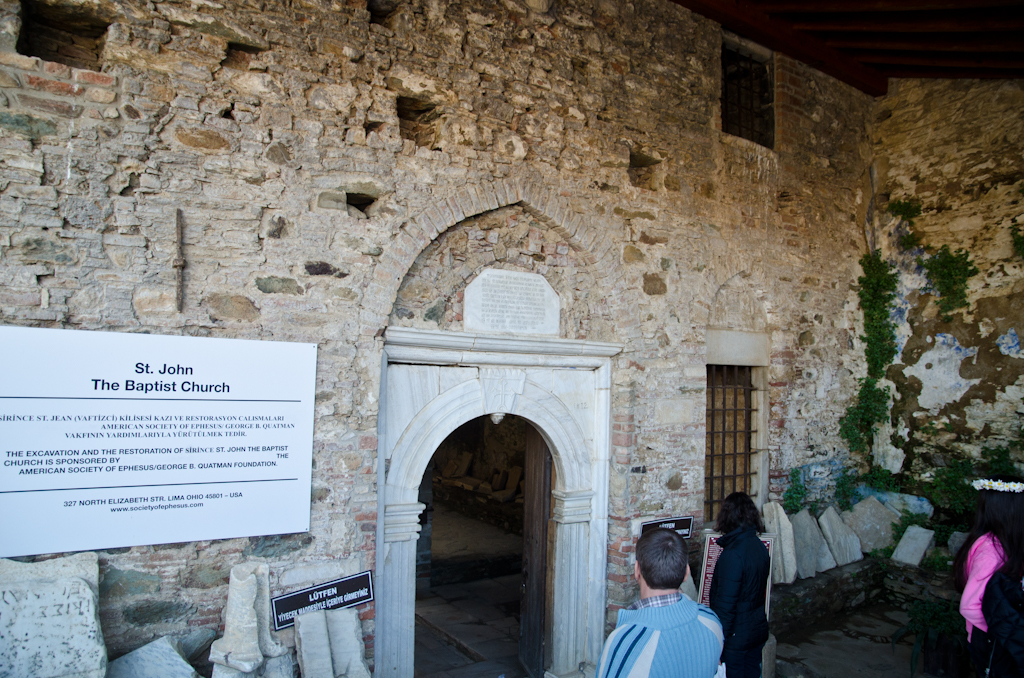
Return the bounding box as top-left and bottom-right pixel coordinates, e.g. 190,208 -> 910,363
823,34 -> 1024,52
872,65 -> 1024,78
668,0 -> 889,95
790,15 -> 1024,32
853,52 -> 1024,69
753,0 -> 1023,12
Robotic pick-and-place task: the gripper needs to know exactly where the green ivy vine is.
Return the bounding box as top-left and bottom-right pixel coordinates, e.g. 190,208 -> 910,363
1011,221 -> 1024,259
919,245 -> 978,322
888,199 -> 922,225
857,250 -> 900,379
782,468 -> 807,515
839,251 -> 899,457
1013,188 -> 1024,259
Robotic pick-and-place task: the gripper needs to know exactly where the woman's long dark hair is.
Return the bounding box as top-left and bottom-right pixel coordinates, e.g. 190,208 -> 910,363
953,475 -> 1024,591
715,491 -> 765,535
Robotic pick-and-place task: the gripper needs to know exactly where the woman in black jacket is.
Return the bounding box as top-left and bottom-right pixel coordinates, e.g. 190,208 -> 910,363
982,570 -> 1024,677
709,492 -> 771,678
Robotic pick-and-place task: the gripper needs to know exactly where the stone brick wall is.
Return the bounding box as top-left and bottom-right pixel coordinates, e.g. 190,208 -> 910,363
0,0 -> 973,664
870,79 -> 1024,485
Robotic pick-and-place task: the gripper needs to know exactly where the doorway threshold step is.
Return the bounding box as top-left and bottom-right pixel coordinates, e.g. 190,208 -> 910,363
416,613 -> 488,663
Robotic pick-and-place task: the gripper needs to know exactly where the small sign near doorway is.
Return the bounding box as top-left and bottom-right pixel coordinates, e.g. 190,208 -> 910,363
640,515 -> 694,539
271,571 -> 373,630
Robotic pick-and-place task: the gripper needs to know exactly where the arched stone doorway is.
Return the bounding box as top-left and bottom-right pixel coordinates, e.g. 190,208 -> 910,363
375,327 -> 620,678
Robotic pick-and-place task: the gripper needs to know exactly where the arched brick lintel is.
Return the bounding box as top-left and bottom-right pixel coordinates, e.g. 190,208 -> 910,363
358,178 -> 622,329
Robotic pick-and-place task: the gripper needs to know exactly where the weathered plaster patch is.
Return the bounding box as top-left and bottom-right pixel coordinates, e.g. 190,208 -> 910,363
996,328 -> 1022,358
877,235 -> 930,359
872,414 -> 908,474
963,375 -> 1024,447
903,333 -> 981,413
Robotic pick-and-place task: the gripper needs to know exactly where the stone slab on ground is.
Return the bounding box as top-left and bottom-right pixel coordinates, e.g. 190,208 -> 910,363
0,577 -> 107,678
107,636 -> 198,678
858,488 -> 934,519
815,535 -> 838,574
790,509 -> 819,580
212,664 -> 252,678
0,552 -> 100,592
841,496 -> 900,553
262,654 -> 294,678
180,627 -> 217,664
763,633 -> 777,678
295,610 -> 334,678
818,506 -> 863,566
763,502 -> 797,584
948,531 -> 969,557
891,525 -> 934,567
326,607 -> 370,678
791,510 -> 835,579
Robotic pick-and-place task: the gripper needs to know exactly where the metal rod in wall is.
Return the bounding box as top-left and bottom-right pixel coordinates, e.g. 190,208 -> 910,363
173,209 -> 186,312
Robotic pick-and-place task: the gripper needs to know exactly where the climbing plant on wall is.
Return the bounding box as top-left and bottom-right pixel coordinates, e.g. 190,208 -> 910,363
890,199 -> 924,250
888,199 -> 923,225
919,245 -> 979,322
840,250 -> 899,456
1011,221 -> 1024,259
1013,188 -> 1024,259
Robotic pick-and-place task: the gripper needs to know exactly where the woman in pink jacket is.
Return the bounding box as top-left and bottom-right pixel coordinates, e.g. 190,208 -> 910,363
953,475 -> 1024,675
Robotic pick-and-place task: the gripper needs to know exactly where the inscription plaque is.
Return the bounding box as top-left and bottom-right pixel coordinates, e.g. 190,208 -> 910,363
464,269 -> 559,335
0,578 -> 107,678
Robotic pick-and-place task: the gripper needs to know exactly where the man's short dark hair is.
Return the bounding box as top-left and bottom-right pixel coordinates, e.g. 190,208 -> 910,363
636,528 -> 688,590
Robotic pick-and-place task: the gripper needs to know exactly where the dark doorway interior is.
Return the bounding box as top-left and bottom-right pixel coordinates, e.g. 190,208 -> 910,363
413,416 -> 551,678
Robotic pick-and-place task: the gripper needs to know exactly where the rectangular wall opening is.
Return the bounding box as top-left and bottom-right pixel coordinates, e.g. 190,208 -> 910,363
721,41 -> 774,149
17,0 -> 110,71
705,364 -> 757,523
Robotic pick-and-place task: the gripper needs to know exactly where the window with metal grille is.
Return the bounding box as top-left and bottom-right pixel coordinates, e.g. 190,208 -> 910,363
721,44 -> 774,149
705,365 -> 757,523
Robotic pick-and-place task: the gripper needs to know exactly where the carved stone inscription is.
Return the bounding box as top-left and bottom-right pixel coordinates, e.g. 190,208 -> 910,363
0,577 -> 107,678
464,269 -> 559,335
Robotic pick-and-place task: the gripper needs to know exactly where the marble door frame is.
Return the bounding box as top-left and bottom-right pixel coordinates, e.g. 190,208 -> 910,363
375,328 -> 620,678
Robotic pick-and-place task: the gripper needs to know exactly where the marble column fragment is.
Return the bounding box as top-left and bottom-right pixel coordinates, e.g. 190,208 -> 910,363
209,567 -> 264,673
232,562 -> 288,659
209,562 -> 288,674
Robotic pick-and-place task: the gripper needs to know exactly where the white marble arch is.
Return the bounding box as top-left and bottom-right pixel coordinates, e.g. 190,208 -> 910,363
376,328 -> 621,678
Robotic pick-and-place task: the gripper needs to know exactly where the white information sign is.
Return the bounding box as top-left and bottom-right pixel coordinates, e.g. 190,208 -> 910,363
464,269 -> 560,335
0,326 -> 317,558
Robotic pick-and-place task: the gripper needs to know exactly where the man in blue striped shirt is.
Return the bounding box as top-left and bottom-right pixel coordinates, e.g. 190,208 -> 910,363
597,529 -> 724,678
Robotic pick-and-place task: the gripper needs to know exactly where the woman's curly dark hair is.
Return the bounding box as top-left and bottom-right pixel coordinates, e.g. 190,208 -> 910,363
715,491 -> 764,535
